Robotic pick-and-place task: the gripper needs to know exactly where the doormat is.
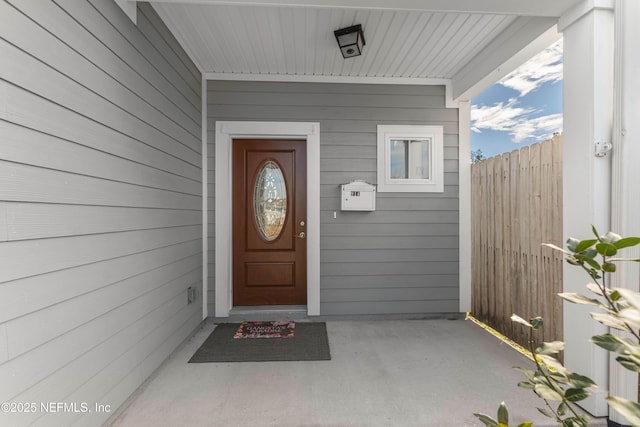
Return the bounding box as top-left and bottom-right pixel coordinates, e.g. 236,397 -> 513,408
188,322 -> 331,363
233,321 -> 295,339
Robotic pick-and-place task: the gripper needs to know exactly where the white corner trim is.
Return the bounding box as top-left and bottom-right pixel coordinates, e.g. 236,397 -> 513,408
114,0 -> 137,24
458,101 -> 472,312
214,121 -> 321,317
201,77 -> 208,319
443,81 -> 459,109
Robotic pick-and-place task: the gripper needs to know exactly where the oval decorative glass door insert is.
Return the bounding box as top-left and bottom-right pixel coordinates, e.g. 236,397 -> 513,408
253,160 -> 287,241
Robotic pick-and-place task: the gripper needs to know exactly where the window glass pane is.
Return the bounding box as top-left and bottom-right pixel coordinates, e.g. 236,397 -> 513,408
389,139 -> 408,179
254,161 -> 287,241
409,138 -> 430,179
389,138 -> 431,180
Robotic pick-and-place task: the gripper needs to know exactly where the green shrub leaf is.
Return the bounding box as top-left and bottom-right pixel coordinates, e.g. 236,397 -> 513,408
564,387 -> 590,402
535,341 -> 565,355
586,282 -> 611,297
590,334 -> 636,354
497,402 -> 509,424
562,418 -> 587,427
575,251 -> 601,270
606,396 -> 640,426
537,407 -> 555,418
548,371 -> 570,384
538,354 -> 568,374
511,314 -> 532,328
608,257 -> 640,263
558,292 -> 605,308
558,402 -> 569,416
590,312 -> 629,331
615,288 -> 640,311
613,237 -> 640,249
617,307 -> 640,329
567,372 -> 597,388
615,355 -> 640,373
544,242 -> 571,254
534,383 -> 563,401
518,381 -> 535,390
596,242 -> 618,257
473,413 -> 498,427
574,239 -> 597,253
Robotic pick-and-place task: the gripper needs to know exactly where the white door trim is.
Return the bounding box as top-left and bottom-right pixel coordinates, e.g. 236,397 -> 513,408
214,121 -> 321,317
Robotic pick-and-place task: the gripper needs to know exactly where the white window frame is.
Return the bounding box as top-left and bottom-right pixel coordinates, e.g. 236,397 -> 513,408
377,125 -> 444,192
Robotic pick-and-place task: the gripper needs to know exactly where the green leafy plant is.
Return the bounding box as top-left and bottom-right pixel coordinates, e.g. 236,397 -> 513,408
548,227 -> 640,424
474,314 -> 594,427
510,315 -> 593,426
474,401 -> 531,427
475,228 -> 640,426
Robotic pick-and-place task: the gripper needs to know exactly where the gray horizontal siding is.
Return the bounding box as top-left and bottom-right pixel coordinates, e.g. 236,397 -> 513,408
0,1 -> 202,426
320,300 -> 460,316
207,80 -> 459,316
321,274 -> 459,289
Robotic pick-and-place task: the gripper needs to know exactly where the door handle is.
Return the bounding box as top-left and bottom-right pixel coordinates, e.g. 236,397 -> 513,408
295,232 -> 306,239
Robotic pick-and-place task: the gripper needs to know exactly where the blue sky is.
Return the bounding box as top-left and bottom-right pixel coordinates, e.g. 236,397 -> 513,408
471,39 -> 564,159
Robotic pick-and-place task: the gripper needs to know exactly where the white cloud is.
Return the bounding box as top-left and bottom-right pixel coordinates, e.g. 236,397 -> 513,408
471,98 -> 533,134
499,39 -> 563,96
510,113 -> 563,143
471,101 -> 562,143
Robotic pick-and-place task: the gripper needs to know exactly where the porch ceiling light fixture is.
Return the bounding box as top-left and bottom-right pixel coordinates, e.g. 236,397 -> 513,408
334,24 -> 365,59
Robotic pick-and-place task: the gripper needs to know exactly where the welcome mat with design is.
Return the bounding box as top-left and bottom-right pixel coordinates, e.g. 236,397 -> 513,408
233,321 -> 295,339
188,322 -> 331,363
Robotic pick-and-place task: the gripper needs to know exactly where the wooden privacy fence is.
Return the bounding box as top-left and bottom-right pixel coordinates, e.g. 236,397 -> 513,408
471,136 -> 564,348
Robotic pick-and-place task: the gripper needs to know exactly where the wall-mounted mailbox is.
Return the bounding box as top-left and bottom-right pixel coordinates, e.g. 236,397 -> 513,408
341,180 -> 376,211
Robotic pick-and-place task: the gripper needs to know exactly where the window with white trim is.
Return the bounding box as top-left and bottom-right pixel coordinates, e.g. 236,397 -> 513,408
377,125 -> 444,192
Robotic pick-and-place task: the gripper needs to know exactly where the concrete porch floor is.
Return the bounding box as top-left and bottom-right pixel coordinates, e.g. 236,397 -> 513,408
106,318 -> 607,427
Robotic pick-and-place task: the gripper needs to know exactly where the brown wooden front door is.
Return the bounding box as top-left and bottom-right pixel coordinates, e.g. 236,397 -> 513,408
232,139 -> 307,306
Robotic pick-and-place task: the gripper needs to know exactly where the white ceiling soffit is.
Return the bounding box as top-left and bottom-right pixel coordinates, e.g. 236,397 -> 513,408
150,0 -> 576,103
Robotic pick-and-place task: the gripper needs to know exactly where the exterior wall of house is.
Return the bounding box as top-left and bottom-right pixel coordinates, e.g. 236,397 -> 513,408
0,1 -> 202,426
207,80 -> 460,316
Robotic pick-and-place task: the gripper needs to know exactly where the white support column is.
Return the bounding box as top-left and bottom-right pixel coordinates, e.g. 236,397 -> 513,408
560,1 -> 615,417
458,101 -> 472,313
609,1 -> 640,425
201,76 -> 208,320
